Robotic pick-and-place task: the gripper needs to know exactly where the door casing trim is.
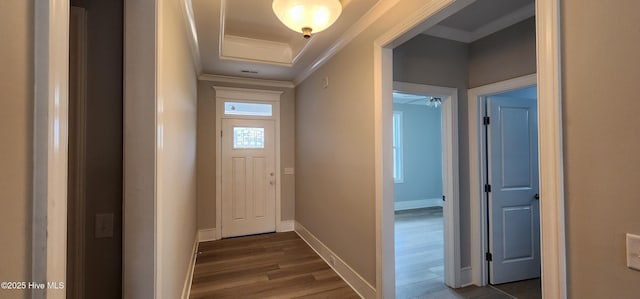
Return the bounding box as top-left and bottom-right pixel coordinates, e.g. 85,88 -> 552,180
467,74 -> 537,286
213,86 -> 284,239
33,1 -> 70,298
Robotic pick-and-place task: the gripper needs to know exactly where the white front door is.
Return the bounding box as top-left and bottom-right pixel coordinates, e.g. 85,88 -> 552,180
221,118 -> 276,238
487,96 -> 540,284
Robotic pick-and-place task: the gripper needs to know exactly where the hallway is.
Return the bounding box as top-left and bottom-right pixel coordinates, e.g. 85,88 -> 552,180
189,232 -> 358,298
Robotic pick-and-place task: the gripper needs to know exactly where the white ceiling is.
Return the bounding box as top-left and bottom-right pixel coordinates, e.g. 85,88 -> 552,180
423,0 -> 534,43
440,0 -> 533,32
190,0 -> 535,82
191,0 -> 379,81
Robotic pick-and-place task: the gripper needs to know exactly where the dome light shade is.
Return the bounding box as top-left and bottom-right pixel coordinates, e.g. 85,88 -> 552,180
272,0 -> 342,39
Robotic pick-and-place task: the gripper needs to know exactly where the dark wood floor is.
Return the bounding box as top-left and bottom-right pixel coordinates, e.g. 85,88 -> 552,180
493,278 -> 541,299
189,231 -> 359,299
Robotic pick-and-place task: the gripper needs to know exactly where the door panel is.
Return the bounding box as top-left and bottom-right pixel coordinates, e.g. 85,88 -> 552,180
499,107 -> 533,189
253,157 -> 267,218
502,206 -> 533,260
488,96 -> 540,284
222,119 -> 276,238
231,157 -> 247,220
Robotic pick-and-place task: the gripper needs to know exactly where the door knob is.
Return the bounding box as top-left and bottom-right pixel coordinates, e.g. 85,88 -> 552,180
534,193 -> 540,200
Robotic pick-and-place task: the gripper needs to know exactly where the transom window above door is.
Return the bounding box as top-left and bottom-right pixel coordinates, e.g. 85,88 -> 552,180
224,102 -> 273,116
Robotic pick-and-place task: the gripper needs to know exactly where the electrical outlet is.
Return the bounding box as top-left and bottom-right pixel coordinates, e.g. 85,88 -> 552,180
627,233 -> 640,271
96,213 -> 114,238
284,167 -> 294,175
323,76 -> 329,88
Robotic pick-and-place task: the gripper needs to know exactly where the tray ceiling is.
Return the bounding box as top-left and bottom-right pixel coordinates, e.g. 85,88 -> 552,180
192,0 -> 378,81
190,0 -> 535,82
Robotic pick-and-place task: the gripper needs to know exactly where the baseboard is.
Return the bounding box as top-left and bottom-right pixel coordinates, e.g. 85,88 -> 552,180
294,221 -> 375,299
277,220 -> 295,232
460,267 -> 473,287
395,198 -> 443,211
198,228 -> 219,242
181,233 -> 199,299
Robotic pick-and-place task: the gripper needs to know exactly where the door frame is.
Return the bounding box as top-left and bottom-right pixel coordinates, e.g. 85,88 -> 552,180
214,86 -> 284,239
393,81 -> 460,288
468,74 -> 538,286
33,0 -> 70,297
374,0 -> 565,298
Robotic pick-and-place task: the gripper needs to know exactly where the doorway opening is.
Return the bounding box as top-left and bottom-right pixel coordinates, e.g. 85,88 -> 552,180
469,75 -> 542,299
375,0 -> 564,298
485,85 -> 540,285
391,82 -> 460,298
392,87 -> 453,298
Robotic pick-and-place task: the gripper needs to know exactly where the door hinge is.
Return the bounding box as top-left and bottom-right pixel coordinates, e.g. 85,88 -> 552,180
486,252 -> 493,262
484,184 -> 492,193
220,130 -> 223,138
483,116 -> 490,125
442,195 -> 446,202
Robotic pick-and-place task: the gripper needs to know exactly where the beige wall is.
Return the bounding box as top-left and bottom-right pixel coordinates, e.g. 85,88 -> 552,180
295,0 -> 494,285
296,9 -> 386,284
562,0 -> 640,297
0,1 -> 33,298
157,0 -> 199,297
70,0 -> 124,297
468,17 -> 537,88
123,0 -> 157,296
196,80 -> 296,230
124,0 -> 198,297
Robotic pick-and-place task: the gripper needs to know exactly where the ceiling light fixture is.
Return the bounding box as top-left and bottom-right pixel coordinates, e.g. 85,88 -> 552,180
427,97 -> 442,108
272,0 -> 342,39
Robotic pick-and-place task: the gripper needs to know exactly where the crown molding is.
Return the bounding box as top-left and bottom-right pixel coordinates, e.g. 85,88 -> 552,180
219,0 -> 311,67
471,2 -> 535,41
181,0 -> 202,75
199,74 -> 295,88
423,24 -> 472,43
294,0 -> 402,85
422,2 -> 535,44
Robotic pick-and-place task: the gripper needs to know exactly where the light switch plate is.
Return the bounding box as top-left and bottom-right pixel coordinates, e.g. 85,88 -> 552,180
96,213 -> 114,238
627,233 -> 640,271
284,167 -> 294,175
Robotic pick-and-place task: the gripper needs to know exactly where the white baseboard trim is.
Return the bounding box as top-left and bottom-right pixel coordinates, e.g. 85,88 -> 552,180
181,233 -> 199,299
198,228 -> 219,242
294,221 -> 375,299
277,220 -> 295,232
394,198 -> 443,211
460,267 -> 473,287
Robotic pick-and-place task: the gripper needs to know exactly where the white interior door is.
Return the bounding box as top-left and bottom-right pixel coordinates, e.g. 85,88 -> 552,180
487,96 -> 540,284
221,118 -> 276,238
